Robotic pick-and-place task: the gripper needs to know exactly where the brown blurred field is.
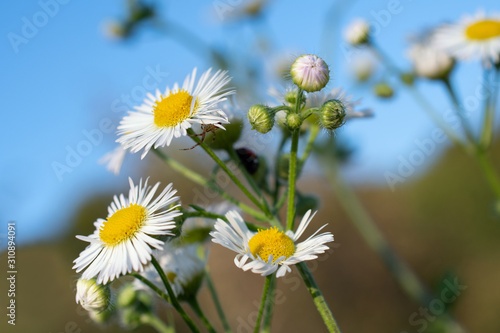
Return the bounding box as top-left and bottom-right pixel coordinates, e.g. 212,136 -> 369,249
1,142 -> 500,333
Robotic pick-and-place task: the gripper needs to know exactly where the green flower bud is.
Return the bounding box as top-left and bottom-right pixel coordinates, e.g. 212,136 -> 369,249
117,284 -> 138,308
76,278 -> 111,313
400,72 -> 415,86
284,90 -> 299,105
120,307 -> 142,330
319,99 -> 346,131
286,113 -> 303,130
373,82 -> 394,99
296,194 -> 320,217
205,118 -> 243,150
248,104 -> 274,133
291,55 -> 330,92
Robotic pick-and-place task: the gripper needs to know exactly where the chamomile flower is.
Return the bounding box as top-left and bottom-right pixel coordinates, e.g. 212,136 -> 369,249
210,210 -> 333,277
134,243 -> 205,299
408,42 -> 455,80
99,145 -> 128,175
73,178 -> 181,284
344,18 -> 370,46
117,68 -> 234,158
432,10 -> 500,66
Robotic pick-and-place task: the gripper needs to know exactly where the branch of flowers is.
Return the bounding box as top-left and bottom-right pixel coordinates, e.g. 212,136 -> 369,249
261,274 -> 276,333
272,133 -> 290,206
318,152 -> 470,333
205,269 -> 232,333
153,149 -> 269,223
188,298 -> 218,333
296,263 -> 342,333
226,147 -> 275,219
480,66 -> 500,149
140,313 -> 176,333
441,77 -> 477,145
187,129 -> 272,218
151,256 -> 201,333
254,275 -> 272,333
368,44 -> 470,152
286,130 -> 300,231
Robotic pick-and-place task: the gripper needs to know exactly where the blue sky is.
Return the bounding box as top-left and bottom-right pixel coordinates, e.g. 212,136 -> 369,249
1,0 -> 498,244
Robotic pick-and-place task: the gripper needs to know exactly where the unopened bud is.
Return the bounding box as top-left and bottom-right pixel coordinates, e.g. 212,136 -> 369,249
319,100 -> 346,130
291,55 -> 330,92
373,82 -> 394,99
286,113 -> 303,130
248,104 -> 274,133
76,278 -> 111,313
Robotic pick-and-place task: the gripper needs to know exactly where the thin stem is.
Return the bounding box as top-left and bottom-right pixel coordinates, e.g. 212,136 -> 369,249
254,275 -> 272,333
151,256 -> 200,333
272,133 -> 289,205
441,77 -> 477,145
299,125 -> 320,165
475,150 -> 500,202
286,130 -> 300,231
480,67 -> 500,149
296,263 -> 342,333
153,149 -> 269,222
319,152 -> 469,333
131,273 -> 171,302
141,313 -> 175,333
189,298 -> 217,333
188,129 -> 270,215
182,210 -> 259,232
261,275 -> 276,333
205,269 -> 232,333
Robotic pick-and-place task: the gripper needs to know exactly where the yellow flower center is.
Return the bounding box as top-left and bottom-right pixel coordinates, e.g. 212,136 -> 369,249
167,272 -> 177,283
153,90 -> 197,128
99,204 -> 147,246
248,227 -> 295,263
465,20 -> 500,40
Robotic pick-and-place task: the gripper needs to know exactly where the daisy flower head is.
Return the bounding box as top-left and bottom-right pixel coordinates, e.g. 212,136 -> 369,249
134,243 -> 205,300
210,210 -> 333,277
73,178 -> 181,284
432,10 -> 500,66
408,41 -> 455,80
344,18 -> 370,46
117,68 -> 234,158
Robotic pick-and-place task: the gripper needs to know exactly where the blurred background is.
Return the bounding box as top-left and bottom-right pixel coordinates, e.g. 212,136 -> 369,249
1,0 -> 500,332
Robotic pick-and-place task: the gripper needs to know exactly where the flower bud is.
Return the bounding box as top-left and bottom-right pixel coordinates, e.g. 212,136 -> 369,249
117,284 -> 137,308
247,104 -> 274,133
344,19 -> 370,46
319,99 -> 346,130
373,82 -> 394,99
290,55 -> 330,92
400,72 -> 415,86
76,278 -> 111,313
286,113 -> 303,130
205,118 -> 243,150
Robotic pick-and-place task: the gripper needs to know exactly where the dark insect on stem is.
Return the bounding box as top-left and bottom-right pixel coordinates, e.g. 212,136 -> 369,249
235,147 -> 259,174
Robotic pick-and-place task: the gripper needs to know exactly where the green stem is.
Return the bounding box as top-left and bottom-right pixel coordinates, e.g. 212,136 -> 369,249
369,44 -> 470,152
299,125 -> 320,165
131,273 -> 171,302
286,130 -> 300,231
296,263 -> 342,333
153,149 -> 269,222
261,275 -> 276,333
205,270 -> 232,333
475,150 -> 500,202
189,298 -> 217,333
480,67 -> 500,149
272,133 -> 289,206
151,256 -> 200,333
254,275 -> 272,333
141,313 -> 175,333
441,77 -> 477,145
188,129 -> 269,215
319,152 -> 469,333
182,210 -> 259,232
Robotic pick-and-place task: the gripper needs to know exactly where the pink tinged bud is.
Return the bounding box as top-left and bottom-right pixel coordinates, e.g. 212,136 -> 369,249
290,55 -> 330,92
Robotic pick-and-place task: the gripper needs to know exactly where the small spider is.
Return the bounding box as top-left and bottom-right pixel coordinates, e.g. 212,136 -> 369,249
181,123 -> 221,150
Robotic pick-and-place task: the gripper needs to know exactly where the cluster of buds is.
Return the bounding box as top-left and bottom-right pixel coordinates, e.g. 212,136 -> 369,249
247,54 -> 349,133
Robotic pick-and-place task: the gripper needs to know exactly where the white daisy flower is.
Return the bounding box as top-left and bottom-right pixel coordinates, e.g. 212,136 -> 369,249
210,210 -> 333,277
117,68 -> 234,158
305,87 -> 372,120
408,41 -> 455,80
99,145 -> 128,175
344,18 -> 370,46
134,243 -> 205,299
76,278 -> 111,312
73,178 -> 181,284
432,10 -> 500,66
